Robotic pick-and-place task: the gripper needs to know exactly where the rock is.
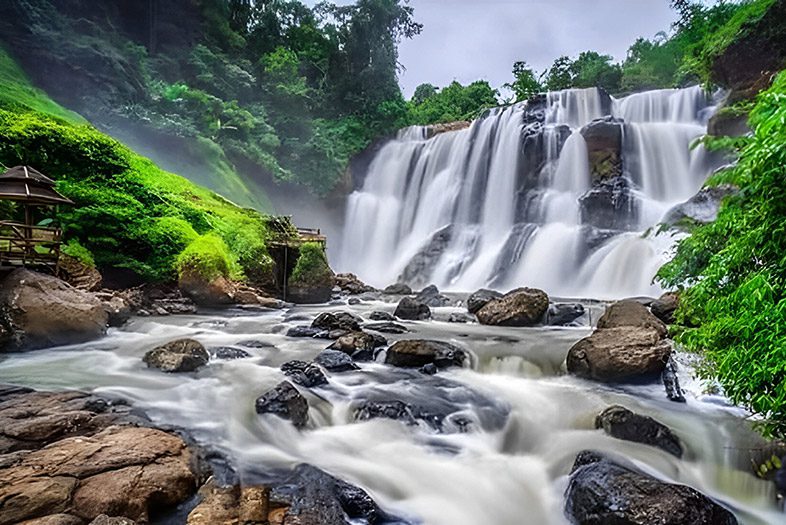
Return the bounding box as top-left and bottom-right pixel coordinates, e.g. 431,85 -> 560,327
546,303 -> 585,326
288,245 -> 336,305
142,338 -> 209,373
580,117 -> 624,183
708,109 -> 750,137
101,296 -> 132,328
448,312 -> 474,324
236,339 -> 275,349
312,312 -> 362,332
255,381 -> 309,428
364,321 -> 408,334
597,300 -> 668,339
662,357 -> 686,403
281,361 -> 328,388
650,292 -> 680,324
567,327 -> 672,382
89,516 -> 136,525
424,120 -> 471,137
467,289 -> 503,314
178,272 -> 235,306
398,225 -> 453,289
286,326 -> 325,339
595,406 -> 683,457
565,451 -> 738,525
348,297 -> 361,305
394,297 -> 431,321
475,287 -> 549,327
20,515 -> 85,525
663,185 -> 738,228
58,253 -> 103,291
420,363 -> 438,375
335,273 -> 376,295
415,284 -> 451,307
369,311 -> 395,321
383,283 -> 412,295
329,332 -> 376,354
385,340 -> 467,369
208,346 -> 250,360
0,269 -> 108,352
315,350 -> 359,372
579,177 -> 639,231
186,480 -> 270,525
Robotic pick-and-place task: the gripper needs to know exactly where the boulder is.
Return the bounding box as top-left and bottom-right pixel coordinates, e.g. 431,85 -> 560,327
208,346 -> 250,360
580,117 -> 624,183
475,288 -> 549,327
315,350 -> 359,372
662,185 -> 738,228
335,273 -> 376,295
58,253 -> 103,291
0,269 -> 108,352
312,312 -> 362,332
385,340 -> 466,369
142,339 -> 209,373
565,451 -> 738,525
597,300 -> 668,339
186,480 -> 270,525
281,361 -> 328,388
662,357 -> 686,403
448,312 -> 475,324
546,303 -> 585,326
579,177 -> 639,231
178,272 -> 235,306
383,283 -> 412,295
567,327 -> 672,382
394,297 -> 431,321
100,295 -> 132,328
287,245 -> 335,305
89,516 -> 136,525
397,225 -> 453,289
369,311 -> 395,321
595,405 -> 683,457
650,292 -> 679,324
467,289 -> 503,314
329,332 -> 377,355
286,326 -> 326,339
364,321 -> 408,334
415,284 -> 451,307
255,381 -> 309,429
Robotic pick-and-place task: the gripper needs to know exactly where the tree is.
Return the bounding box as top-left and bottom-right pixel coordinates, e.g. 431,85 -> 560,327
412,83 -> 437,104
544,56 -> 574,91
570,51 -> 622,92
505,61 -> 543,102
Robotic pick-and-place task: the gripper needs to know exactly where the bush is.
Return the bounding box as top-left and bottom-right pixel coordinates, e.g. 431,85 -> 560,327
176,234 -> 240,282
290,242 -> 332,285
61,239 -> 95,268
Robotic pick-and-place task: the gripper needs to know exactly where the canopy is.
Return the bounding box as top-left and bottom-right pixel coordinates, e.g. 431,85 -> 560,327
0,166 -> 74,205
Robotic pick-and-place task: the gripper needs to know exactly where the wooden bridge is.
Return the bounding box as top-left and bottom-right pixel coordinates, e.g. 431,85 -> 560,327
0,221 -> 63,271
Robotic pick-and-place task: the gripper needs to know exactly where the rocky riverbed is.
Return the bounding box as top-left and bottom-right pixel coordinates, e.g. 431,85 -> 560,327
0,287 -> 783,524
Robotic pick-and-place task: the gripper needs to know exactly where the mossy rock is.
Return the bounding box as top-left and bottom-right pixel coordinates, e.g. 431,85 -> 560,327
288,242 -> 334,304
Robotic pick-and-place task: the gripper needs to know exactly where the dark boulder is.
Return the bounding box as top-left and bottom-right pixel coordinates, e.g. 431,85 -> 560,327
334,273 -> 376,295
364,321 -> 409,335
580,117 -> 624,183
383,283 -> 412,295
662,357 -> 686,403
255,381 -> 309,428
328,331 -> 377,355
394,297 -> 431,321
546,303 -> 585,326
476,288 -> 549,327
415,284 -> 451,307
385,340 -> 466,369
397,225 -> 453,289
448,312 -> 475,324
237,339 -> 276,349
662,185 -> 738,228
595,405 -> 683,457
650,292 -> 680,325
143,338 -> 209,373
368,311 -> 395,322
315,350 -> 359,372
597,300 -> 668,339
466,289 -> 503,314
286,326 -> 326,339
579,177 -> 639,231
208,346 -> 251,360
565,451 -> 738,525
281,361 -> 328,388
312,312 -> 362,332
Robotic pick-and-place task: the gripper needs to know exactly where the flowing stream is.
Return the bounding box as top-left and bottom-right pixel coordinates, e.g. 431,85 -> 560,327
338,86 -> 720,298
0,301 -> 782,524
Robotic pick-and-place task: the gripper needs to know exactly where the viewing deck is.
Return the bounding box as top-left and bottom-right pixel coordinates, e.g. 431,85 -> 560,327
268,225 -> 327,248
0,221 -> 63,271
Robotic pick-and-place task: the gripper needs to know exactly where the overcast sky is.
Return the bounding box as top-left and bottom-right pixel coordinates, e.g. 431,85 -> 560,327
305,0 -> 679,97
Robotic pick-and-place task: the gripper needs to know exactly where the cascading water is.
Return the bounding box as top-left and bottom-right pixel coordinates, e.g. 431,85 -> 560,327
339,86 -> 719,298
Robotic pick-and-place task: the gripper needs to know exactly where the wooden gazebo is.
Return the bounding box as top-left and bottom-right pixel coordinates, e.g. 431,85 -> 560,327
0,166 -> 73,272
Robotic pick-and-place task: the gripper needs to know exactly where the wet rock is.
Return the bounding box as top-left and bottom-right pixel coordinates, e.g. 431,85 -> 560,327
394,297 -> 431,321
597,300 -> 668,339
385,340 -> 466,369
315,350 -> 360,372
186,480 -> 270,525
662,185 -> 738,228
467,288 -> 503,314
58,253 -> 103,292
348,297 -> 361,305
286,326 -> 325,339
142,338 -> 209,373
580,117 -> 623,183
89,516 -> 136,525
208,346 -> 251,360
0,269 -> 108,352
369,311 -> 395,321
415,284 -> 451,307
178,271 -> 236,306
237,339 -> 276,349
448,312 -> 475,324
595,405 -> 683,457
398,225 -> 454,289
579,177 -> 640,231
650,292 -> 680,324
546,303 -> 585,326
476,287 -> 549,327
420,363 -> 438,375
100,295 -> 132,328
281,361 -> 328,388
22,515 -> 85,525
567,327 -> 671,382
565,451 -> 738,525
312,311 -> 362,332
335,273 -> 376,295
364,321 -> 409,334
383,282 -> 412,295
255,382 -> 309,429
662,357 -> 686,403
329,331 -> 376,355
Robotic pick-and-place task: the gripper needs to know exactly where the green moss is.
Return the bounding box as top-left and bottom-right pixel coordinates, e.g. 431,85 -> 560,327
290,242 -> 332,286
61,239 -> 95,268
176,233 -> 241,282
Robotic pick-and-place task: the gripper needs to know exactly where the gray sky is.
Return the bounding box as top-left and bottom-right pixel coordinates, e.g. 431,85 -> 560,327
305,0 -> 678,97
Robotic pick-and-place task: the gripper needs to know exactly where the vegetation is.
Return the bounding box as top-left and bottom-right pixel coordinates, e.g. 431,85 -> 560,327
407,81 -> 500,124
290,241 -> 333,285
657,71 -> 786,437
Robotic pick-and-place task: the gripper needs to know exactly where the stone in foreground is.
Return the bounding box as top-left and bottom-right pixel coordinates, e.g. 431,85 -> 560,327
565,451 -> 738,525
255,381 -> 309,429
143,338 -> 209,373
475,287 -> 549,327
394,297 -> 432,320
595,405 -> 683,457
596,299 -> 667,339
385,339 -> 466,369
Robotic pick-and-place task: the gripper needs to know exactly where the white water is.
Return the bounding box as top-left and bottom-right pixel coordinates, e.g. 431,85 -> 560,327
339,86 -> 719,298
0,304 -> 780,524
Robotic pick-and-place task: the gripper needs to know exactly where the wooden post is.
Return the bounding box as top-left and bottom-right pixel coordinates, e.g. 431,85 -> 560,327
282,244 -> 288,301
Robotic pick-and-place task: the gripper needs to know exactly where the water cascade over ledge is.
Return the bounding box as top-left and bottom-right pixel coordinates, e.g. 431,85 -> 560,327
338,86 -> 720,298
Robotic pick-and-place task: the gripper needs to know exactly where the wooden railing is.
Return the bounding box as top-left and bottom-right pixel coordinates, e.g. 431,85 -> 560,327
0,221 -> 63,269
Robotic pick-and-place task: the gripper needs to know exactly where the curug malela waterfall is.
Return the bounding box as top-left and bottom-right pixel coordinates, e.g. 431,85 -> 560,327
339,86 -> 720,298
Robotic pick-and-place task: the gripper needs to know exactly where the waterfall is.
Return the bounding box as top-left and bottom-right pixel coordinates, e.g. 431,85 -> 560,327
338,86 -> 719,299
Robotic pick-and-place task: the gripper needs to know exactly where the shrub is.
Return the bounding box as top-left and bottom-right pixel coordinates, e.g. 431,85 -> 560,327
290,242 -> 332,285
61,239 -> 95,268
176,234 -> 240,282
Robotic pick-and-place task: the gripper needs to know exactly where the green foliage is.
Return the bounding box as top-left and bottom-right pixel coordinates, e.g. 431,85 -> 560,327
505,61 -> 543,102
290,241 -> 332,285
177,233 -> 241,282
657,71 -> 786,437
407,81 -> 499,125
61,239 -> 95,268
